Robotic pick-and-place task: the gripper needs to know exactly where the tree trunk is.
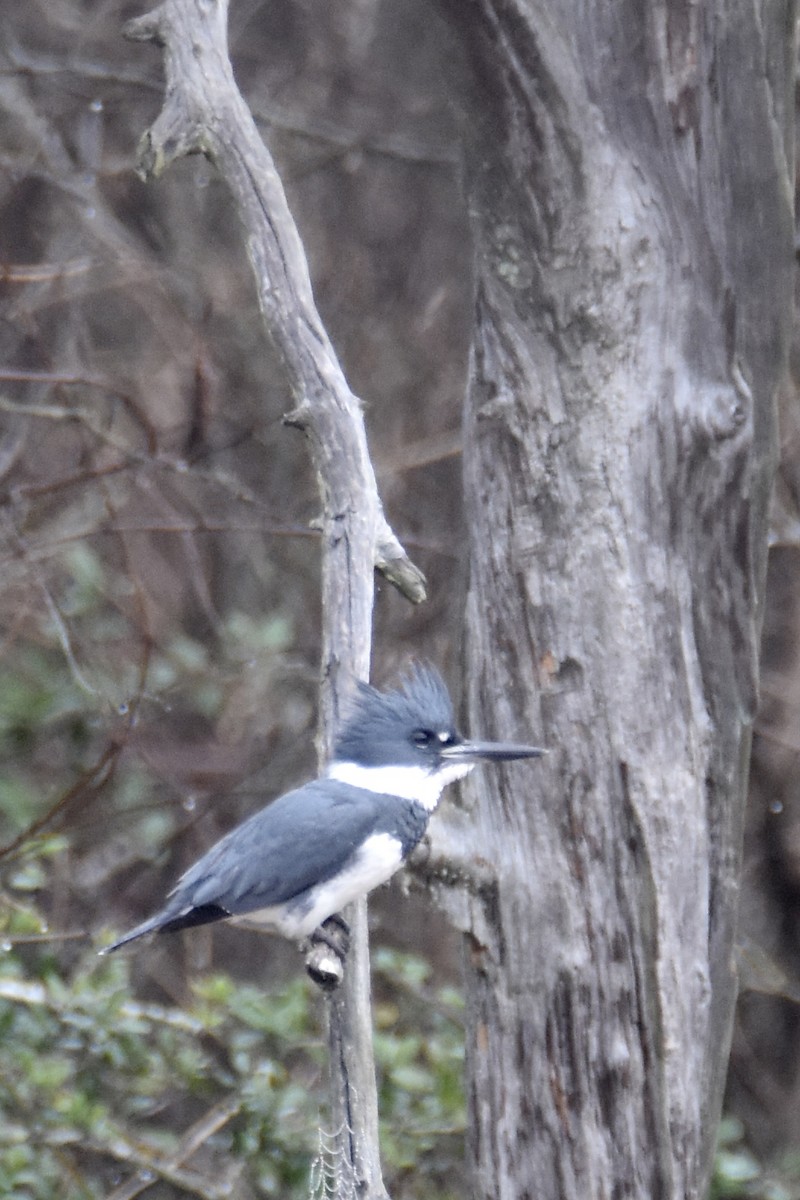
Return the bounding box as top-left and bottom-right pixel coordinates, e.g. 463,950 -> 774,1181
443,1 -> 794,1196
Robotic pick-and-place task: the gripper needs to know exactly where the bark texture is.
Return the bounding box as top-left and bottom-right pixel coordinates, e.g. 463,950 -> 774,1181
440,1 -> 794,1196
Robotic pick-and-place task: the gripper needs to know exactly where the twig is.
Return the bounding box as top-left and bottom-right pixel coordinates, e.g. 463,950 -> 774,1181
253,98 -> 460,169
0,631 -> 150,864
0,258 -> 95,283
105,1096 -> 242,1200
0,394 -> 142,461
0,738 -> 120,863
85,1133 -> 231,1200
0,507 -> 99,697
39,580 -> 99,697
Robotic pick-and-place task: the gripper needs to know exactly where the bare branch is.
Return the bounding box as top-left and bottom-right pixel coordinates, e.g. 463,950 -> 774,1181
120,2 -> 420,1196
105,1096 -> 242,1200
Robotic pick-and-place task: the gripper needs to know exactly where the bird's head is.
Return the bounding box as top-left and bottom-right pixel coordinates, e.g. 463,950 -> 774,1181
328,666 -> 544,807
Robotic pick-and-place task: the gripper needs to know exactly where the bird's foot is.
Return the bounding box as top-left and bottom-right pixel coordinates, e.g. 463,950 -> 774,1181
304,914 -> 351,991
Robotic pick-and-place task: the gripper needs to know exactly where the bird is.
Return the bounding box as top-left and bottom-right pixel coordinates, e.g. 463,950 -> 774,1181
101,665 -> 544,954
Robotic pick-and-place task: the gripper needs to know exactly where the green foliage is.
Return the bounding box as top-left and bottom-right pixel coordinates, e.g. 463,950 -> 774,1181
372,947 -> 465,1191
711,1115 -> 800,1200
0,542 -> 461,1198
0,941 -> 317,1198
712,1117 -> 764,1198
0,915 -> 466,1199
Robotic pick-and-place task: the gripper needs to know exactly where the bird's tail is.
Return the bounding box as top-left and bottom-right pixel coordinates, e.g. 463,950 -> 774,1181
99,914 -> 167,955
100,902 -> 229,954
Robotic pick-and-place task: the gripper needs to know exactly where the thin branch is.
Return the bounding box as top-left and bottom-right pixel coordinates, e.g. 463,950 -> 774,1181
0,629 -> 150,865
0,508 -> 99,698
0,258 -> 95,284
83,1133 -> 232,1200
0,394 -> 142,461
105,1096 -> 242,1200
252,99 -> 460,169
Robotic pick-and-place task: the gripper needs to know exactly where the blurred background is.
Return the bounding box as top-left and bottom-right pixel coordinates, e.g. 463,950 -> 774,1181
0,1 -> 797,1197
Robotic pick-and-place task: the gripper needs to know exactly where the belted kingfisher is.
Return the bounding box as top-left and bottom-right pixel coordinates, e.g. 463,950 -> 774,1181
102,666 -> 544,953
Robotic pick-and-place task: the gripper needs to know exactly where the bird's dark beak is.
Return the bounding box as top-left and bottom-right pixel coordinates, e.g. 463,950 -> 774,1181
440,739 -> 546,764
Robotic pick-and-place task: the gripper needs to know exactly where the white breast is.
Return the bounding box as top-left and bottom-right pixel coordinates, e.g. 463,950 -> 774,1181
230,831 -> 406,940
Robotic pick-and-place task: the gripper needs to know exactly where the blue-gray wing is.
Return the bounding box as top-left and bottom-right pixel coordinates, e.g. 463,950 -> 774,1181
103,780 -> 427,952
172,779 -> 405,915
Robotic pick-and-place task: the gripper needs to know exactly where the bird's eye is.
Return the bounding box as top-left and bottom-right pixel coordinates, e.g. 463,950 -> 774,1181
412,729 -> 434,747
437,731 -> 457,746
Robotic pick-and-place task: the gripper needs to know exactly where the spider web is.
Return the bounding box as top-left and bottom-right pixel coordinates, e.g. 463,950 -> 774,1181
308,1122 -> 360,1200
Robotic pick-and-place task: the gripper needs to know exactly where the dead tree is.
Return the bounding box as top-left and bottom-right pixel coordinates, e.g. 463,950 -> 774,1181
122,1 -> 427,1196
433,0 -> 794,1196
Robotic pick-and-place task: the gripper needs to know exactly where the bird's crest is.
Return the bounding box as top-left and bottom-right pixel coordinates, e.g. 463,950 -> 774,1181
333,664 -> 455,765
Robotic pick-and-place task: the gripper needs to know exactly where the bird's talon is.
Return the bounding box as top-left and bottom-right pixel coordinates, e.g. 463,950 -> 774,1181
303,915 -> 351,989
309,914 -> 351,959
